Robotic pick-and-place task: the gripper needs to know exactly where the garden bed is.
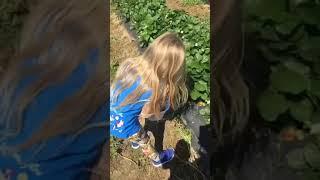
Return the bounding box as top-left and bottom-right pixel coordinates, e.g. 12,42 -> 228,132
213,0 -> 320,179
166,0 -> 210,19
109,5 -> 209,179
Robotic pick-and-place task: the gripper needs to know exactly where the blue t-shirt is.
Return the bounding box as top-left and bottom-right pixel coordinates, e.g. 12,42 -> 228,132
110,78 -> 152,139
0,49 -> 107,180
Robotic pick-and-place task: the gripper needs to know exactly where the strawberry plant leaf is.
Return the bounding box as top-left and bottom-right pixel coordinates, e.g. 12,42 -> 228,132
270,66 -> 310,94
258,91 -> 289,122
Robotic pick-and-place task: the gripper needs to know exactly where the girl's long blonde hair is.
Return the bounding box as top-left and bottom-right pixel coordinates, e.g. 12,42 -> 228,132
111,32 -> 188,119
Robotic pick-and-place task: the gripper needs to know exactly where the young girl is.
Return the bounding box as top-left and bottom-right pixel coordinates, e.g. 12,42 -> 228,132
110,32 -> 188,167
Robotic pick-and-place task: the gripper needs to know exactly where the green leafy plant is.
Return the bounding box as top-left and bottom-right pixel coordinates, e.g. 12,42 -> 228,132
246,0 -> 320,178
286,135 -> 320,179
246,0 -> 320,131
176,120 -> 193,145
110,136 -> 121,159
113,0 -> 210,107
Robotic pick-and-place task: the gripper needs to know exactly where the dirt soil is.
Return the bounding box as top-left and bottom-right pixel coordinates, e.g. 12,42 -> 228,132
110,119 -> 204,180
166,0 -> 210,20
110,11 -> 140,65
108,7 -> 205,180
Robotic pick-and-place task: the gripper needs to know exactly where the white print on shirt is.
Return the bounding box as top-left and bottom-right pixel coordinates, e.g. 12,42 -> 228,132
116,120 -> 124,128
110,112 -> 124,132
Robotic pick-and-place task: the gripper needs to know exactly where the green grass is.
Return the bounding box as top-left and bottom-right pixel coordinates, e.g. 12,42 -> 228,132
110,136 -> 121,159
176,120 -> 193,145
137,156 -> 149,167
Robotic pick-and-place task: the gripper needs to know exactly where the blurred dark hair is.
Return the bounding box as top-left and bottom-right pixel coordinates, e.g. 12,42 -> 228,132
212,0 -> 249,143
0,0 -> 107,150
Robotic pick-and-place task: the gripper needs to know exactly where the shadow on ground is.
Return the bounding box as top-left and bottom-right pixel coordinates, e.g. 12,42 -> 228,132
144,118 -> 210,180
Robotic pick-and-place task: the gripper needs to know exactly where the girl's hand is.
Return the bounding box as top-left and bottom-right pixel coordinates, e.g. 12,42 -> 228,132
140,103 -> 152,119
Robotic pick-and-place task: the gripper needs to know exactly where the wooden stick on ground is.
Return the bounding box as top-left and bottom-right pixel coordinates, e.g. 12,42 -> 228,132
175,154 -> 207,180
117,152 -> 138,166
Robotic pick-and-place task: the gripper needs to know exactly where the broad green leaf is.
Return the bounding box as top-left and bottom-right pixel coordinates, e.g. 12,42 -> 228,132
260,26 -> 280,41
200,93 -> 208,101
311,124 -> 320,135
190,90 -> 201,100
202,73 -> 210,82
289,99 -> 313,123
194,81 -> 206,92
189,60 -> 199,69
258,91 -> 289,121
297,6 -> 320,25
284,61 -> 310,75
258,45 -> 283,62
269,42 -> 292,51
202,55 -> 209,63
288,26 -> 306,42
287,148 -> 309,169
311,111 -> 320,123
195,53 -> 202,60
315,136 -> 320,147
276,21 -> 298,35
245,21 -> 262,33
299,51 -> 317,62
199,80 -> 207,85
298,37 -> 320,62
245,0 -> 287,21
304,143 -> 320,170
311,111 -> 320,134
311,79 -> 320,97
313,62 -> 320,76
302,171 -> 320,180
290,0 -> 309,7
270,67 -> 310,94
